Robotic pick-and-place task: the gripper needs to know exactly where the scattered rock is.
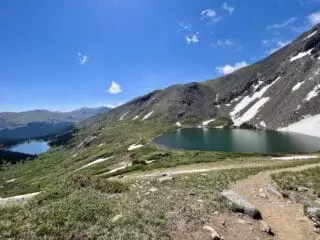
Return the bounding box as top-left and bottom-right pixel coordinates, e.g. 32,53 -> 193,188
202,226 -> 221,240
297,186 -> 309,192
260,220 -> 274,235
149,187 -> 158,192
265,186 -> 283,199
315,198 -> 320,205
158,176 -> 174,183
259,188 -> 268,199
306,207 -> 320,218
288,192 -> 302,203
111,214 -> 123,223
237,219 -> 247,224
221,221 -> 226,227
222,190 -> 262,220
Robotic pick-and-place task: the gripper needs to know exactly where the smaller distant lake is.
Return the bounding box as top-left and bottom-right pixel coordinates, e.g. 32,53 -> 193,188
153,128 -> 320,153
9,141 -> 50,155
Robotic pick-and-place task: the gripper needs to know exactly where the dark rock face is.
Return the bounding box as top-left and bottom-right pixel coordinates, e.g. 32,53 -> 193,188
104,24 -> 320,131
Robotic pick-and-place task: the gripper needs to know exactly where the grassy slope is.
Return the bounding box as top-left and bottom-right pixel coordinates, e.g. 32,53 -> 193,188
1,117 -> 320,239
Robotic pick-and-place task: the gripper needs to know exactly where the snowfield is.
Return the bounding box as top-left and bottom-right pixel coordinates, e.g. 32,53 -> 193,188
142,111 -> 154,121
78,156 -> 115,170
119,112 -> 129,121
230,77 -> 280,118
202,119 -> 215,126
128,144 -> 144,151
279,114 -> 320,138
271,155 -> 319,161
306,30 -> 318,40
290,48 -> 313,62
304,84 -> 320,102
292,81 -> 305,92
0,192 -> 40,205
234,97 -> 270,126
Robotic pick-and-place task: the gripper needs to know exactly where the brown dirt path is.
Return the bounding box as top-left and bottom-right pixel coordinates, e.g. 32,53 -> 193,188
232,163 -> 320,240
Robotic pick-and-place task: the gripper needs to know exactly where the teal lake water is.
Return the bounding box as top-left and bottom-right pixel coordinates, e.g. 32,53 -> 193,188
154,128 -> 320,153
9,141 -> 50,155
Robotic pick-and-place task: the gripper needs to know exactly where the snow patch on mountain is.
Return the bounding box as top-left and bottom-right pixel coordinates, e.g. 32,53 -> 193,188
306,30 -> 318,40
230,77 -> 280,118
142,111 -> 154,121
132,115 -> 140,120
119,112 -> 129,121
234,97 -> 270,126
292,81 -> 305,92
304,84 -> 320,102
290,48 -> 313,62
128,144 -> 144,151
176,122 -> 182,127
279,114 -> 320,138
202,119 -> 215,126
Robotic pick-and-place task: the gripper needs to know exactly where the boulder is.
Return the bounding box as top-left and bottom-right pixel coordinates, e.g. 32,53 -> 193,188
157,176 -> 174,183
222,190 -> 262,220
111,214 -> 123,223
260,220 -> 274,235
297,186 -> 309,192
306,207 -> 320,218
202,226 -> 221,240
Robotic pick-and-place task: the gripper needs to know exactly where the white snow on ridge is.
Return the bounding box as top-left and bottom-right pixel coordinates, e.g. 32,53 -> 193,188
253,80 -> 264,91
107,163 -> 132,174
290,48 -> 313,62
132,115 -> 140,120
271,155 -> 319,161
142,111 -> 154,121
230,77 -> 280,118
260,121 -> 266,128
5,178 -> 16,183
202,119 -> 215,126
304,84 -> 320,102
306,30 -> 317,40
279,114 -> 320,138
0,192 -> 40,205
234,97 -> 270,126
292,81 -> 305,92
119,112 -> 129,121
128,144 -> 144,151
78,156 -> 115,170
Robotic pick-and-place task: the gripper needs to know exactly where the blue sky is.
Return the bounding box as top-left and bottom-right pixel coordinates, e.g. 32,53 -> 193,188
1,0 -> 319,112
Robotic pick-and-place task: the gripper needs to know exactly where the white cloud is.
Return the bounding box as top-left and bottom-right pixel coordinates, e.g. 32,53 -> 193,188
77,52 -> 88,66
267,17 -> 297,31
185,34 -> 199,44
213,39 -> 242,51
267,40 -> 291,55
308,11 -> 320,25
107,81 -> 122,95
200,9 -> 220,23
222,3 -> 235,14
177,21 -> 191,33
99,102 -> 122,109
216,61 -> 248,75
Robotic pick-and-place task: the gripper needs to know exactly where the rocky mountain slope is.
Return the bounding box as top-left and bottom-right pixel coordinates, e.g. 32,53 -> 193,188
0,107 -> 110,129
104,24 -> 320,137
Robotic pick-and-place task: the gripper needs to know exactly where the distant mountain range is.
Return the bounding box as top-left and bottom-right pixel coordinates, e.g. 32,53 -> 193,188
0,107 -> 111,130
103,24 -> 320,138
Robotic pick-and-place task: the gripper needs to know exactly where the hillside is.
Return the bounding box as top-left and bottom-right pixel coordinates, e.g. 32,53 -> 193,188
103,24 -> 320,137
0,107 -> 110,130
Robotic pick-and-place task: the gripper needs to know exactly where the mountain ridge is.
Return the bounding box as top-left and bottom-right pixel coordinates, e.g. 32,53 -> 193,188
101,24 -> 320,137
0,107 -> 110,130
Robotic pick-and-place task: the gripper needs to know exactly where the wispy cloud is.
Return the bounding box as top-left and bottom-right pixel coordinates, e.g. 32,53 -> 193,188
177,21 -> 192,33
267,40 -> 291,55
222,3 -> 235,14
77,52 -> 88,66
212,39 -> 242,51
216,61 -> 248,75
185,34 -> 199,44
99,102 -> 123,109
200,9 -> 220,23
267,17 -> 297,31
107,81 -> 122,95
308,11 -> 320,25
